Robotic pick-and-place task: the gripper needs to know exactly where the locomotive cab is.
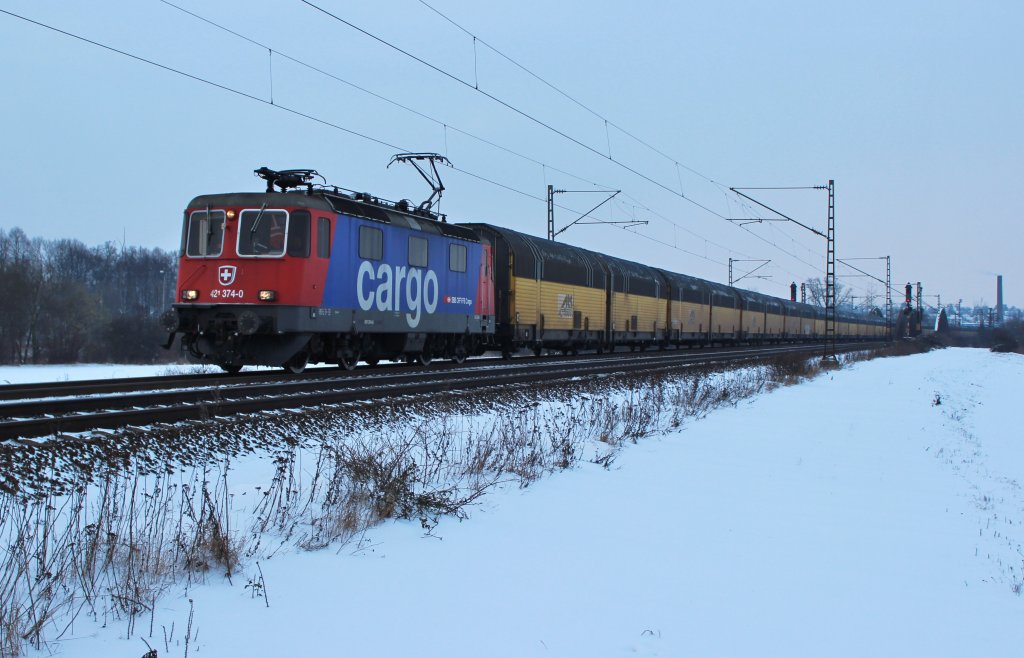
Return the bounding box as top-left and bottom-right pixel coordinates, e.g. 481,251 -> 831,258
169,196 -> 333,372
179,204 -> 321,305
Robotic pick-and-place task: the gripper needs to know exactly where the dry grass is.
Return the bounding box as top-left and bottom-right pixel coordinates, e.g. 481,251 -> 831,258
0,342 -> 922,655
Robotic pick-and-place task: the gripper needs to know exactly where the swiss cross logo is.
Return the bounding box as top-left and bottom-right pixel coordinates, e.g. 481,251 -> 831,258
218,265 -> 237,286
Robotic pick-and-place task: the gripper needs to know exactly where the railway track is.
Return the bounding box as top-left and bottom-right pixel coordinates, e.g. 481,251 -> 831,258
0,342 -> 883,440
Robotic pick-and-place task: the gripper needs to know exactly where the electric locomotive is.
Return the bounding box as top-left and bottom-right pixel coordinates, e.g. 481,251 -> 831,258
162,166 -> 495,373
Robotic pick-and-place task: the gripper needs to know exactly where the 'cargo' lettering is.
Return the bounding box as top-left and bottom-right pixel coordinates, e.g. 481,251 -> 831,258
357,261 -> 439,328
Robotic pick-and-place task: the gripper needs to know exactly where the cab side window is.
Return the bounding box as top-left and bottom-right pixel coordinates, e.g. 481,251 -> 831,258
287,211 -> 310,258
359,225 -> 383,260
185,210 -> 225,257
317,217 -> 331,258
408,236 -> 428,268
449,243 -> 467,272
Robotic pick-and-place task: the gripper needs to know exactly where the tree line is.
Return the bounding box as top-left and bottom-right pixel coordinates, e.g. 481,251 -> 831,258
0,227 -> 178,364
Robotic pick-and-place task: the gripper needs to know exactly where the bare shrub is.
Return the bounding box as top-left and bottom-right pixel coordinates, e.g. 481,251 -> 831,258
989,327 -> 1020,353
0,462 -> 244,656
766,353 -> 819,384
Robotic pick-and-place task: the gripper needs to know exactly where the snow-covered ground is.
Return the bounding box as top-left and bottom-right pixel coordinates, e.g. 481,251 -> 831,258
0,363 -> 178,385
22,348 -> 1024,657
0,362 -> 352,385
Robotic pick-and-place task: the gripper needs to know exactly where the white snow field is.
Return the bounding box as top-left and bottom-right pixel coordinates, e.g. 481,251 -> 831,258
0,363 -> 176,385
26,348 -> 1024,657
0,362 -> 343,385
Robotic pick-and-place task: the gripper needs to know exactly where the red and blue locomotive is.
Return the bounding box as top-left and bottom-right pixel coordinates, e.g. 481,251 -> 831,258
164,167 -> 495,372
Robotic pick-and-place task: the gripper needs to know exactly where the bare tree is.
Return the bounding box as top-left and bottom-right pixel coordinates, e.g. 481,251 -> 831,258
802,277 -> 853,308
0,227 -> 177,364
861,285 -> 879,309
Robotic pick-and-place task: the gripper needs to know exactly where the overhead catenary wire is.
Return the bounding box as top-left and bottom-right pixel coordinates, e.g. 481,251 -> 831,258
299,0 -> 742,223
0,7 -> 404,152
415,0 -> 723,188
153,0 -> 754,265
0,6 -> 735,270
299,0 -> 844,281
2,5 -> 837,289
159,0 -> 829,281
838,259 -> 906,300
411,0 -> 839,276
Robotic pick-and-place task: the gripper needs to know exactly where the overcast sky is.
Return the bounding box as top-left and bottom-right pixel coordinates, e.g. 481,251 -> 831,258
1,0 -> 1020,308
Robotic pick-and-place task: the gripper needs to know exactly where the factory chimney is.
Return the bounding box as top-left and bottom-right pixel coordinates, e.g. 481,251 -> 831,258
997,275 -> 1004,325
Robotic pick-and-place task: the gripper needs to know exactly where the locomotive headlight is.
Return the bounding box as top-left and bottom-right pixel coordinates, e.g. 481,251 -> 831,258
182,289 -> 199,301
258,290 -> 277,302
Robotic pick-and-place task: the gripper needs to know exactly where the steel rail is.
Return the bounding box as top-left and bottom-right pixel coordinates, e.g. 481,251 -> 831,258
0,361 -> 424,401
0,342 -> 853,413
0,342 -> 883,441
0,339 -> 874,403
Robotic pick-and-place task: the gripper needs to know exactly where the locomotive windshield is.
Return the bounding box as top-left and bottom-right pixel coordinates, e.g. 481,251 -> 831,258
238,209 -> 288,256
185,210 -> 225,257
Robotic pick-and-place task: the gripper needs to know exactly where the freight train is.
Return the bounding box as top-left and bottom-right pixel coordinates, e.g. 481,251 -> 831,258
162,167 -> 885,373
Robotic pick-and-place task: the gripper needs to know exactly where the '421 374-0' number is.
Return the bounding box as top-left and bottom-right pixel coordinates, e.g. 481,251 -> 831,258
210,289 -> 244,300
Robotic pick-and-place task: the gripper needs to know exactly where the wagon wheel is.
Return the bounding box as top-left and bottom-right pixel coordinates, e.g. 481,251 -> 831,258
416,350 -> 433,366
363,355 -> 380,367
338,350 -> 359,371
283,352 -> 308,374
219,363 -> 242,374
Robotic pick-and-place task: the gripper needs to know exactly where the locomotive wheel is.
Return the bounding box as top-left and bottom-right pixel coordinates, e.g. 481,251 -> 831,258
533,346 -> 542,357
451,346 -> 467,365
363,355 -> 380,367
219,363 -> 242,374
283,353 -> 308,374
416,351 -> 433,366
338,351 -> 359,371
